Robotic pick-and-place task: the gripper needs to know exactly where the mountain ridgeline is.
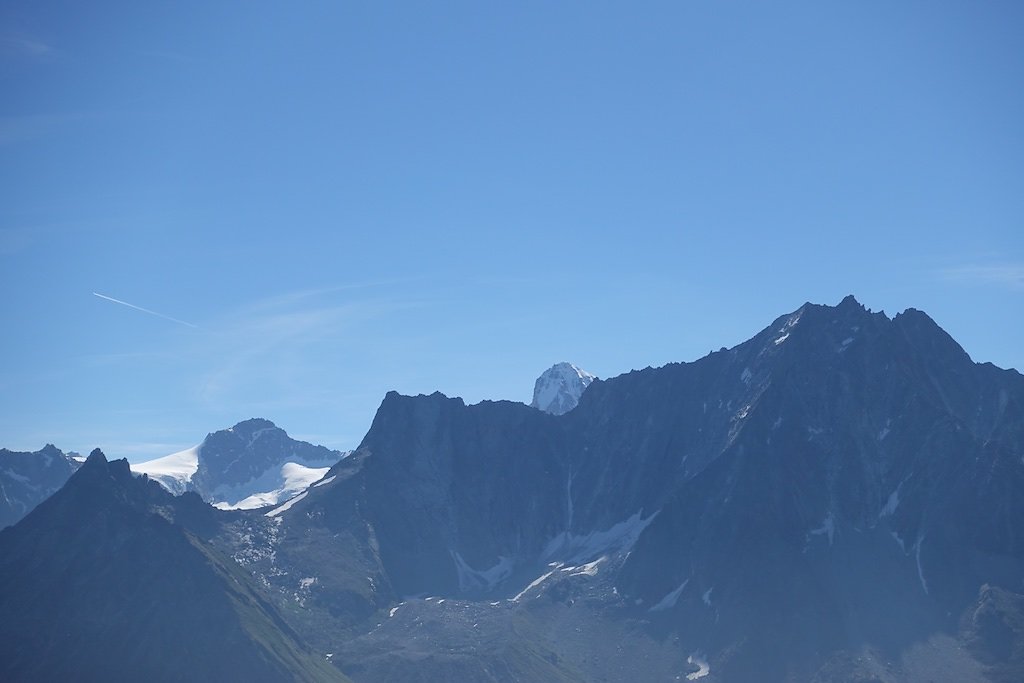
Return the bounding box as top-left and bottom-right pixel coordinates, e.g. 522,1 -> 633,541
0,445 -> 79,529
262,295 -> 1024,681
1,296 -> 1022,682
321,296 -> 1023,596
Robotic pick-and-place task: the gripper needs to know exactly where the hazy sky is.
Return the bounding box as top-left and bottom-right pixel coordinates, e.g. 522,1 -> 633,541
2,1 -> 1021,460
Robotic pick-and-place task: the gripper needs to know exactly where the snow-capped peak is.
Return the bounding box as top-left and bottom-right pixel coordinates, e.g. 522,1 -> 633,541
129,419 -> 346,509
531,362 -> 597,416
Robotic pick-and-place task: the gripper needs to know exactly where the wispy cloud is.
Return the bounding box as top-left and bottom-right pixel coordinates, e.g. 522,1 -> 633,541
0,34 -> 55,60
196,305 -> 369,403
0,112 -> 87,146
194,283 -> 433,408
0,227 -> 36,255
93,292 -> 200,328
80,350 -> 174,367
246,278 -> 426,313
941,264 -> 1024,290
135,49 -> 199,64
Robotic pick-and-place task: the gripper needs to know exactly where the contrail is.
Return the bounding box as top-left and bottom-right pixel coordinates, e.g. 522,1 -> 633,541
92,292 -> 199,329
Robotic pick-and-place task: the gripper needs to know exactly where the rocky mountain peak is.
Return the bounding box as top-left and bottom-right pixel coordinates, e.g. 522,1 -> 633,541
531,362 -> 597,415
84,447 -> 107,465
227,417 -> 279,442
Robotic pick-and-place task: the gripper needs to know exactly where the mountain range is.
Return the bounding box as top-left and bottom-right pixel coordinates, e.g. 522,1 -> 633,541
0,419 -> 347,525
1,296 -> 1021,682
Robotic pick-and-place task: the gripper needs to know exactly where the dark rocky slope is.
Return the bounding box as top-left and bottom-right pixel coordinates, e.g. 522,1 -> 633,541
0,449 -> 348,683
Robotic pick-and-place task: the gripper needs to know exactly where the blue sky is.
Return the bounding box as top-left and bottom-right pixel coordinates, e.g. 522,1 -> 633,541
2,1 -> 1021,461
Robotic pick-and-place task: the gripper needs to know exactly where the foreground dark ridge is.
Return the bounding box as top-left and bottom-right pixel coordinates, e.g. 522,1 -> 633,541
0,450 -> 348,683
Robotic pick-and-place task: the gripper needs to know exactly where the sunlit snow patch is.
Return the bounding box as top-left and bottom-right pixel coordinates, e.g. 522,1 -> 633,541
215,462 -> 330,510
560,557 -> 605,577
878,418 -> 892,441
542,510 -> 658,564
453,552 -> 514,592
648,579 -> 688,612
915,535 -> 929,595
879,481 -> 905,518
808,511 -> 836,546
772,311 -> 802,346
510,571 -> 554,602
265,490 -> 307,517
130,445 -> 200,495
686,654 -> 710,680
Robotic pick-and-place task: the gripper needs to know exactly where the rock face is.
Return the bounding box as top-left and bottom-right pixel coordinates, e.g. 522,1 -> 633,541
254,295 -> 1024,681
0,445 -> 79,528
609,296 -> 1024,680
531,362 -> 596,415
0,449 -> 349,683
131,418 -> 345,509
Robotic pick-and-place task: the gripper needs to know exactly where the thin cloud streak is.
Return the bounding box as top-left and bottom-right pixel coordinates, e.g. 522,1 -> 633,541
941,264 -> 1024,290
0,113 -> 81,146
195,303 -> 385,404
247,277 -> 428,313
92,292 -> 199,328
193,285 -> 437,409
135,49 -> 198,64
0,34 -> 55,60
0,227 -> 36,255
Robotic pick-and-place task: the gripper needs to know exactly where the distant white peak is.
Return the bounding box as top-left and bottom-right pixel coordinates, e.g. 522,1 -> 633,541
531,362 -> 597,416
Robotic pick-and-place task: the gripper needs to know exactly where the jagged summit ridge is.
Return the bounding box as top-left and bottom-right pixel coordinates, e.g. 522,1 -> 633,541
531,362 -> 597,415
287,295 -> 1023,681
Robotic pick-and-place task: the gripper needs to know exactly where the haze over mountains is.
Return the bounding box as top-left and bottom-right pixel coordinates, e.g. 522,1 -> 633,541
1,296 -> 1022,682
